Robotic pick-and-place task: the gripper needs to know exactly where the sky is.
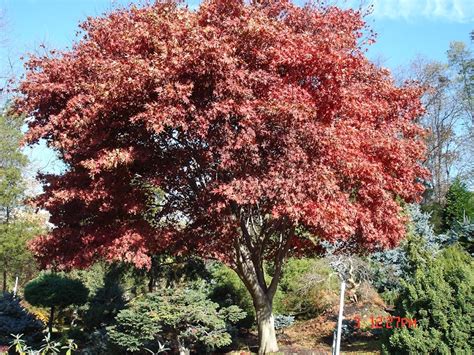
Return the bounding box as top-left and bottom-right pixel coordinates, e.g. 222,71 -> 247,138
0,0 -> 473,174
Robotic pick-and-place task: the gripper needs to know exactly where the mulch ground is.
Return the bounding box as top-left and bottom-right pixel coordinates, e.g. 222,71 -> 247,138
227,300 -> 386,354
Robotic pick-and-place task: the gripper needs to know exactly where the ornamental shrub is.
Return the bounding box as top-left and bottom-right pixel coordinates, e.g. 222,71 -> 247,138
371,204 -> 440,292
442,220 -> 474,256
81,266 -> 127,331
208,263 -> 255,328
273,258 -> 339,318
0,293 -> 43,344
24,273 -> 89,333
82,281 -> 126,331
274,315 -> 294,331
107,286 -> 246,353
383,240 -> 473,354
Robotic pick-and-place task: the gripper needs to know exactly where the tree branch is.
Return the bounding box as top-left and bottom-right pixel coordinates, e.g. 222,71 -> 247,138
267,226 -> 294,300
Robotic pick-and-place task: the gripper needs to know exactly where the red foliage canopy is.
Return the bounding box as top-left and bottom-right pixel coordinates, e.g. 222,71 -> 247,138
14,0 -> 427,270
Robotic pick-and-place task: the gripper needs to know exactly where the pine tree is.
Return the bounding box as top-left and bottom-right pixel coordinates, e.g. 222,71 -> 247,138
442,178 -> 474,231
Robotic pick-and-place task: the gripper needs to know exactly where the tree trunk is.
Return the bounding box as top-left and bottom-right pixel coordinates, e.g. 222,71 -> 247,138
231,207 -> 294,354
233,235 -> 292,354
256,299 -> 278,354
48,306 -> 55,334
148,272 -> 155,293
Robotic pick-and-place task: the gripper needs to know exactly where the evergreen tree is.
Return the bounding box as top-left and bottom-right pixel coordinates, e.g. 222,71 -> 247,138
371,204 -> 439,292
0,110 -> 43,293
442,178 -> 474,231
82,266 -> 126,331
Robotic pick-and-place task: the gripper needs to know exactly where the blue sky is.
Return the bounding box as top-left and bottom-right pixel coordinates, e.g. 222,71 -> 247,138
0,0 -> 472,174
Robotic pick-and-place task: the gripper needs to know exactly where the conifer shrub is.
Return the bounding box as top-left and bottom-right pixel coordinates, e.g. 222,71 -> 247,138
383,239 -> 473,354
107,286 -> 245,353
24,273 -> 89,333
0,293 -> 43,344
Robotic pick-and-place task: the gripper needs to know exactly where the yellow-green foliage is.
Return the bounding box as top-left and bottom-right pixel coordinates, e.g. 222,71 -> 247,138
208,259 -> 341,324
273,258 -> 339,318
209,263 -> 255,328
384,242 -> 473,353
22,302 -> 49,325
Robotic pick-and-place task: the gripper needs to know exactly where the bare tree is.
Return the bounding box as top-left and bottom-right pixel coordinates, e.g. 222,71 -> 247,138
405,57 -> 469,203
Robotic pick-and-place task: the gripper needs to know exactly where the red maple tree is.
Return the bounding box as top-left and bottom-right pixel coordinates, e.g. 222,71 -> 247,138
14,0 -> 427,352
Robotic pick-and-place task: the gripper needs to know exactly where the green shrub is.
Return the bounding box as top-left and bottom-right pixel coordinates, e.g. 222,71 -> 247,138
421,201 -> 444,234
107,286 -> 246,353
24,273 -> 89,310
80,266 -> 127,331
273,258 -> 339,318
24,273 -> 89,333
70,262 -> 110,295
379,290 -> 399,306
82,281 -> 126,331
208,263 -> 255,328
442,178 -> 474,231
383,239 -> 473,353
443,220 -> 474,256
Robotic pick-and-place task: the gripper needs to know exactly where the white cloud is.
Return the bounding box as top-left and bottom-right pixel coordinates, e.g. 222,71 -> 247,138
347,0 -> 474,22
378,0 -> 473,22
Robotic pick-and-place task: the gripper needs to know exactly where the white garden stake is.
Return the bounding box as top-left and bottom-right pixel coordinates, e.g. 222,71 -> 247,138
13,275 -> 19,297
335,280 -> 346,355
